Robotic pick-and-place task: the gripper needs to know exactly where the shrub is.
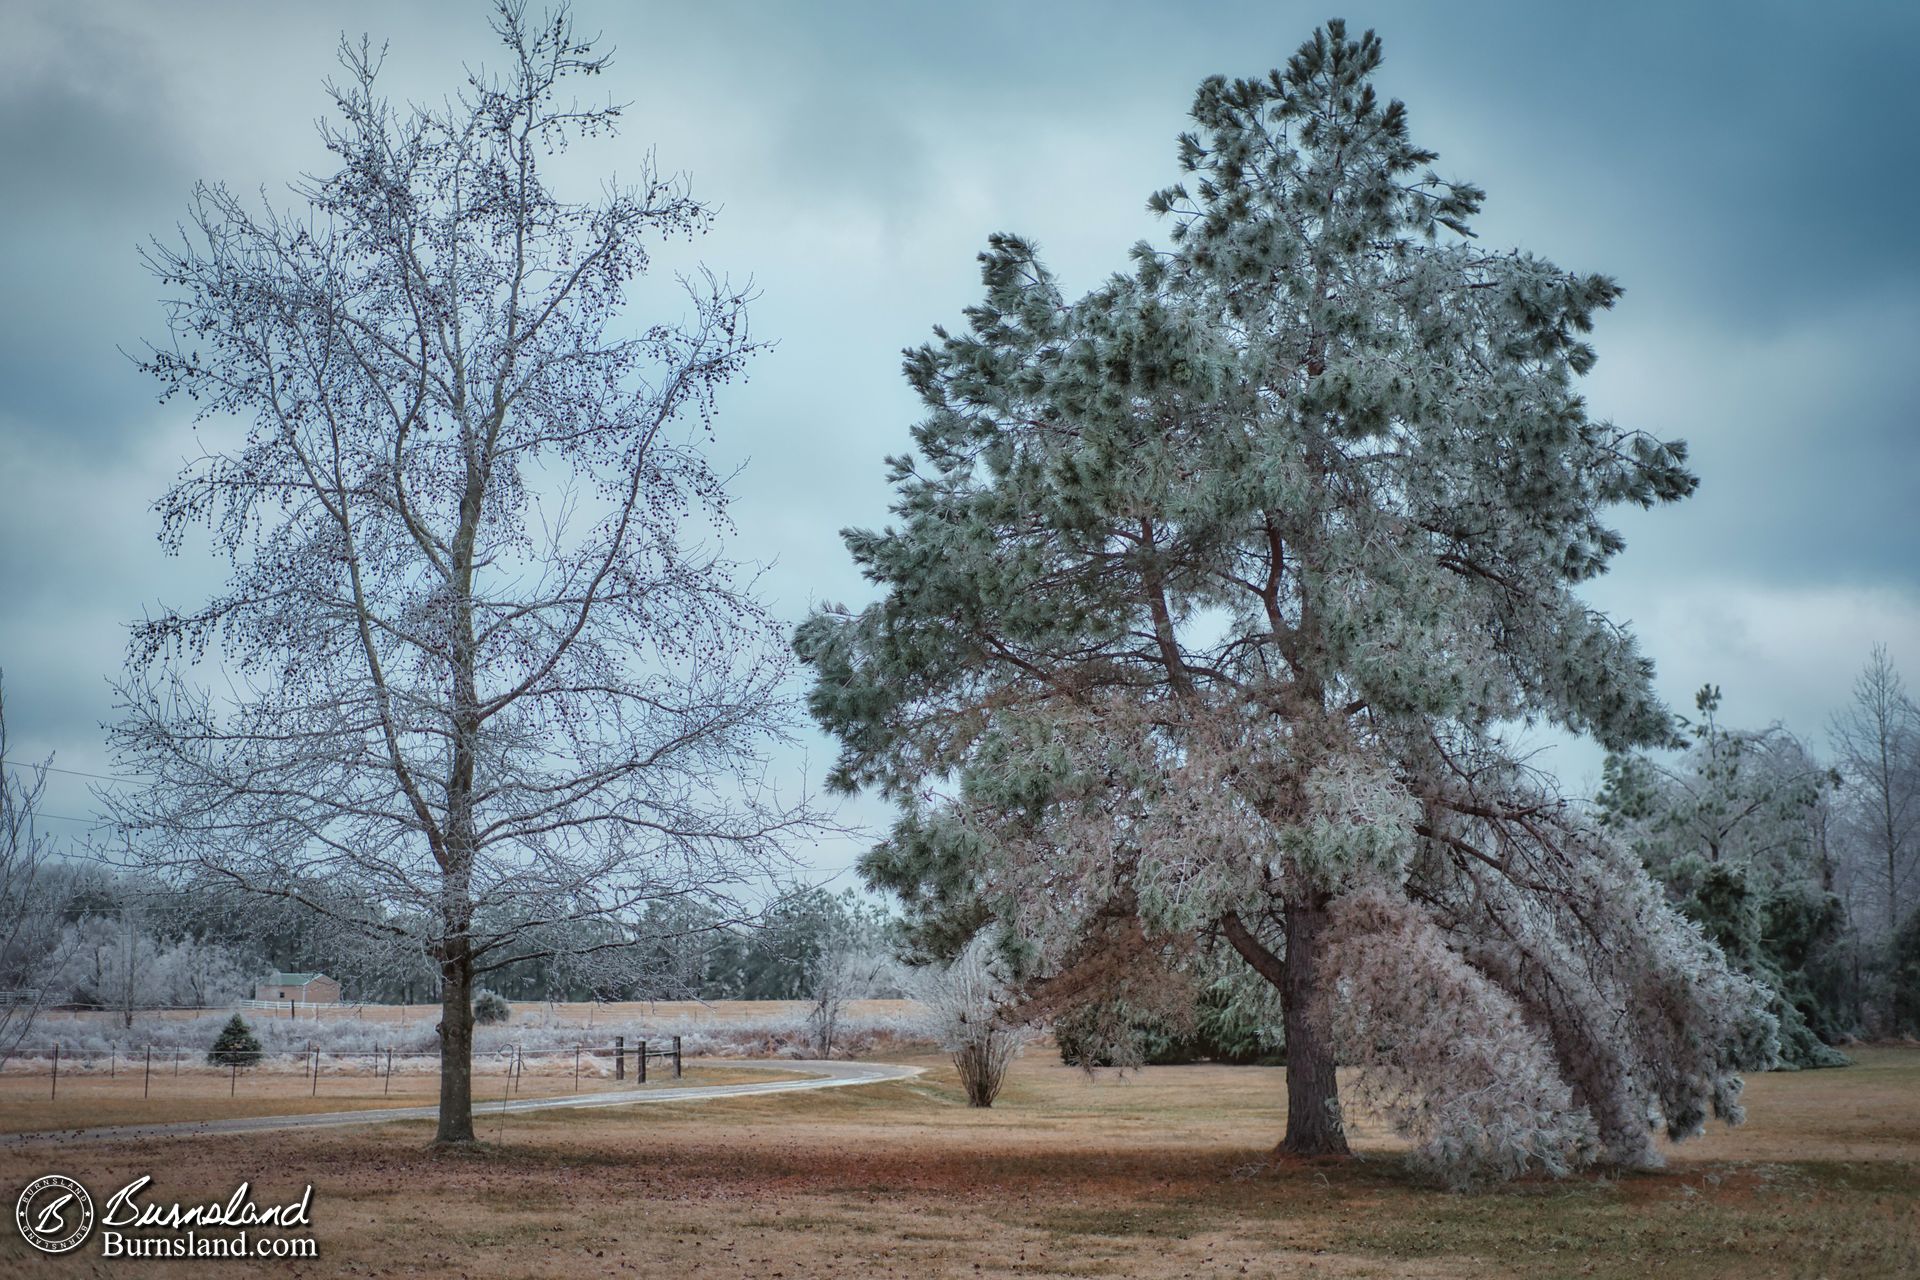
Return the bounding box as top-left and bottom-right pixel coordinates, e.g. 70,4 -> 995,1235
206,1013 -> 263,1067
919,941 -> 1030,1107
472,991 -> 512,1025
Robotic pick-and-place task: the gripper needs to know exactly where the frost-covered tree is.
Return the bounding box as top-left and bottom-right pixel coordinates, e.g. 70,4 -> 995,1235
58,904 -> 160,1028
52,908 -> 251,1016
796,894 -> 899,1058
1598,686 -> 1847,1066
799,22 -> 1773,1185
804,939 -> 891,1059
109,2 -> 817,1143
151,935 -> 250,1009
0,675 -> 73,1069
1826,647 -> 1920,1033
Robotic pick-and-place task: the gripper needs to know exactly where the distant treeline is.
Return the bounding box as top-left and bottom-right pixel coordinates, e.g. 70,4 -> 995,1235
29,869 -> 895,1010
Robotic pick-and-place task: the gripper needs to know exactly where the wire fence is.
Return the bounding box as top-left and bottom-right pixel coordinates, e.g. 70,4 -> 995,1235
4,1036 -> 684,1103
39,1000 -> 394,1022
11,1001 -> 928,1065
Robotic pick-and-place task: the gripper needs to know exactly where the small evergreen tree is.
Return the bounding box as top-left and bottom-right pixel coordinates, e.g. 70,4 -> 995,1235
206,1013 -> 262,1067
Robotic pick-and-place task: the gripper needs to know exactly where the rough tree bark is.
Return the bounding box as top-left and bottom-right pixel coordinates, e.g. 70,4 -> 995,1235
435,936 -> 475,1146
1279,895 -> 1349,1157
1221,906 -> 1348,1157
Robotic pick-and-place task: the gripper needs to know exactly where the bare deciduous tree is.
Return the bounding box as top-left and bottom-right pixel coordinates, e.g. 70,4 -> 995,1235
1830,646 -> 1920,944
109,2 -> 817,1143
806,938 -> 891,1060
0,675 -> 72,1069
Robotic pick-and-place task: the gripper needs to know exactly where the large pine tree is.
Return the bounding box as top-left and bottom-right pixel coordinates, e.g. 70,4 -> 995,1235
800,22 -> 1774,1185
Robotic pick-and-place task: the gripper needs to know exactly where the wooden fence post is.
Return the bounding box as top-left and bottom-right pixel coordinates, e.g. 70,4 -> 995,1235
384,1047 -> 393,1097
144,1045 -> 152,1099
614,1035 -> 624,1081
230,1061 -> 237,1097
110,1046 -> 115,1078
50,1043 -> 58,1100
573,1045 -> 581,1094
311,1048 -> 319,1096
673,1035 -> 682,1079
638,1039 -> 647,1085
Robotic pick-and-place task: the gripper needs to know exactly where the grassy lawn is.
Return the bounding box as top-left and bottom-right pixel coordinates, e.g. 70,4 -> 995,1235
0,1046 -> 1912,1277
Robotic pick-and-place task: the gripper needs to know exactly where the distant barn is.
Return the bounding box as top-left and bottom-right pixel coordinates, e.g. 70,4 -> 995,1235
254,972 -> 342,1004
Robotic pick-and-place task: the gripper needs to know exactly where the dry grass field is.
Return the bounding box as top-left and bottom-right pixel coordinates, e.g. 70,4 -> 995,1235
1,1045 -> 1914,1278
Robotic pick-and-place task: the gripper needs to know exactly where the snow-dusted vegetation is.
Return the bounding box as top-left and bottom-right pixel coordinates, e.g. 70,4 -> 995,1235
4,1003 -> 934,1069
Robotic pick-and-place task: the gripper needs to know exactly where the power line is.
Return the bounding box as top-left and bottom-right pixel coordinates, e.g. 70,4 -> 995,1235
0,758 -> 138,784
26,810 -> 111,828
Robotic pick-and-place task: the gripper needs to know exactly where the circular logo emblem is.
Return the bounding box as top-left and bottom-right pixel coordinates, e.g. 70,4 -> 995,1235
15,1175 -> 94,1254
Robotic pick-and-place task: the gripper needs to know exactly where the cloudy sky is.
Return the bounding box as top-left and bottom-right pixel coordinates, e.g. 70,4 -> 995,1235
2,0 -> 1916,879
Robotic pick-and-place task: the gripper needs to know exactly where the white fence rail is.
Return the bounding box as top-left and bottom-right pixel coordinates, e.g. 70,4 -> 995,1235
236,998 -> 353,1013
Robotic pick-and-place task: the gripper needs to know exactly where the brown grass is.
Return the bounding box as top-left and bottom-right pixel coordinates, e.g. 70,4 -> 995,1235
1,1047 -> 1913,1278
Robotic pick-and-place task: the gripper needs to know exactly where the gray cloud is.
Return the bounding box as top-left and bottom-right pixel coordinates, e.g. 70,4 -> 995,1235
2,0 -> 1915,866
0,4 -> 200,439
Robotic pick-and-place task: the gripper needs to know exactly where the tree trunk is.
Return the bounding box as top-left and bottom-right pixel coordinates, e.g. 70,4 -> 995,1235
121,919 -> 138,1029
1280,894 -> 1349,1157
434,939 -> 476,1145
438,487 -> 481,1147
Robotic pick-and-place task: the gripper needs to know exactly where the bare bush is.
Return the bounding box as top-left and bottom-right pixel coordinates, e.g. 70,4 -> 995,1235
920,940 -> 1030,1107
